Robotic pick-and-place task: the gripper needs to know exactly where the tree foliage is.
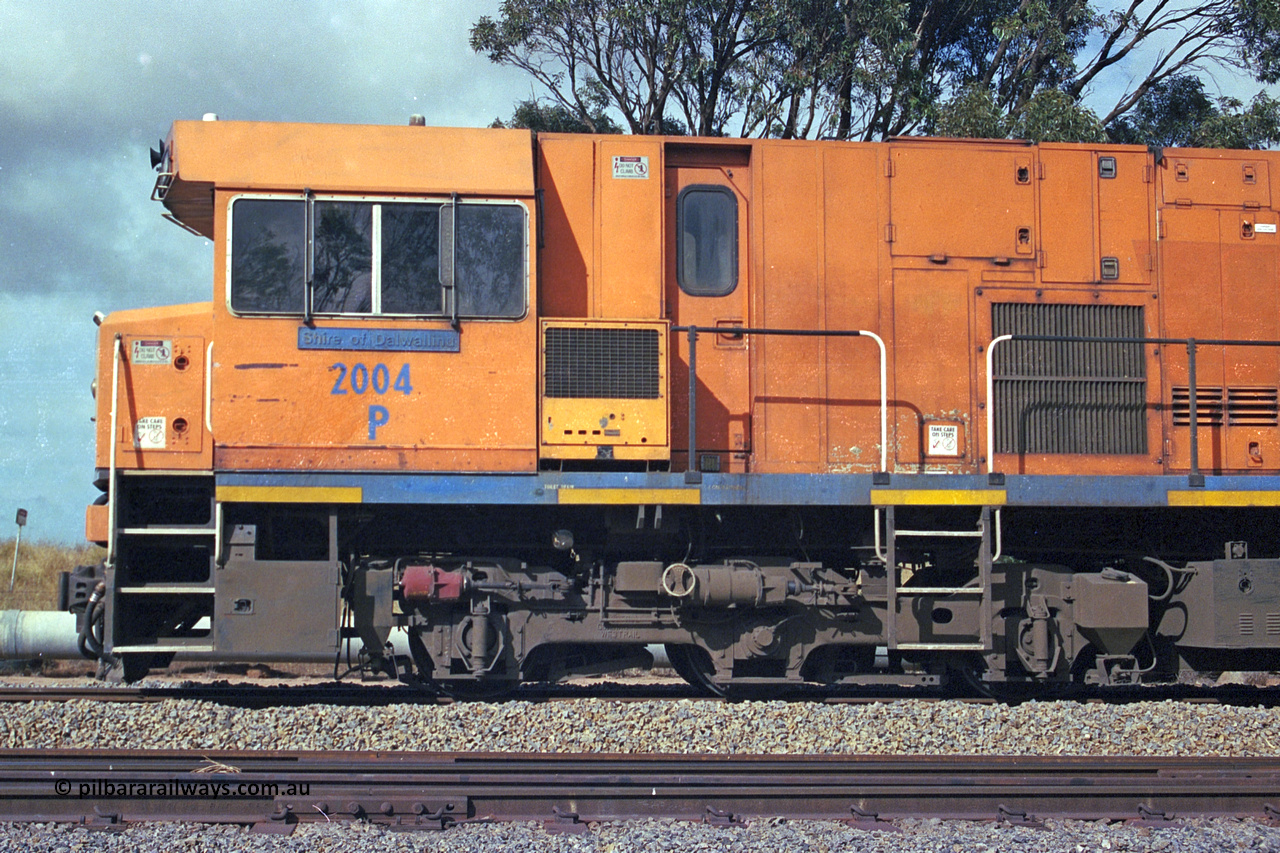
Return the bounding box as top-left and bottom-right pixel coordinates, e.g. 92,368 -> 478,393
472,0 -> 1280,145
1107,74 -> 1280,148
490,97 -> 624,133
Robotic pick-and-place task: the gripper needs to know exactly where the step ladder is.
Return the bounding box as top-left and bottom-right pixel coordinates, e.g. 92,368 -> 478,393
877,505 -> 998,653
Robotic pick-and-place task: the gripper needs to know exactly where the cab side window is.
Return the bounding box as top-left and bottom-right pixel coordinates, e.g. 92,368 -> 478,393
312,202 -> 373,313
677,185 -> 738,297
229,199 -> 305,313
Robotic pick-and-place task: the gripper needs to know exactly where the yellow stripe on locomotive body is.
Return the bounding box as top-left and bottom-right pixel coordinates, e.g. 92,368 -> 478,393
215,485 -> 363,504
556,488 -> 701,505
1167,490 -> 1280,507
871,489 -> 1007,506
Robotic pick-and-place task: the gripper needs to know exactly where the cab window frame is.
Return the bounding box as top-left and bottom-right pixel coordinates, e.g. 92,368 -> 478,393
225,193 -> 530,321
675,183 -> 739,297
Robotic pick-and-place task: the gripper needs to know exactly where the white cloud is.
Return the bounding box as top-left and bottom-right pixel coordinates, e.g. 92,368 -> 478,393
0,1 -> 527,542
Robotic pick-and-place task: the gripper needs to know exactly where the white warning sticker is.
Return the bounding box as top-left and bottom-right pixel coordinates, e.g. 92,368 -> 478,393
1256,223 -> 1277,234
135,417 -> 166,450
131,339 -> 172,365
612,155 -> 649,179
927,423 -> 961,457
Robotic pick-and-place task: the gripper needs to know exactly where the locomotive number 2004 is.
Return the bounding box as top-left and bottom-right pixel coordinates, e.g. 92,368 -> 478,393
329,363 -> 413,439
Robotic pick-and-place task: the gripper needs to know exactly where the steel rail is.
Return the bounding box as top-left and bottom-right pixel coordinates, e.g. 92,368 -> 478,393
4,750 -> 1280,831
2,683 -> 1280,706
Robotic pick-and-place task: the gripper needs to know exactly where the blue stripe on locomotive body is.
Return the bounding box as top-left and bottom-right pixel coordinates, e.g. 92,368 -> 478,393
213,470 -> 1280,508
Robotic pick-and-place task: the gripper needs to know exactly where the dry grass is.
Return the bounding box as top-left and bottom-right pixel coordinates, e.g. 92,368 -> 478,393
0,539 -> 103,612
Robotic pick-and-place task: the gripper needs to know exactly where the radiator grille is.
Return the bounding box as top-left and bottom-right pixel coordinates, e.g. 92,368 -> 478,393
544,327 -> 660,399
992,304 -> 1147,454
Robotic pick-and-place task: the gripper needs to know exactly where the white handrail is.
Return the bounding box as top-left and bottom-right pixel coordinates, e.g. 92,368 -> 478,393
204,341 -> 214,434
858,329 -> 888,474
106,335 -> 122,570
985,334 -> 1014,475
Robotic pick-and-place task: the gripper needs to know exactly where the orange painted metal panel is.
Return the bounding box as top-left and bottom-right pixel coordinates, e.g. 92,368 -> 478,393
538,136 -> 595,318
1038,147 -> 1096,283
822,145 -> 885,472
1159,152 -> 1271,208
889,144 -> 1036,259
1157,202 -> 1280,473
754,144 -> 822,469
93,304 -> 213,471
596,138 -> 663,320
1219,209 -> 1280,471
1098,151 -> 1153,284
85,504 -> 108,546
892,268 -> 973,472
215,446 -> 535,471
207,312 -> 538,472
1159,206 -> 1225,472
665,153 -> 753,471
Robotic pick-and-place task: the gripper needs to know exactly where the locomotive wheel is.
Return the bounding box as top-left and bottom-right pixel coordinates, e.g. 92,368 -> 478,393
664,644 -> 728,697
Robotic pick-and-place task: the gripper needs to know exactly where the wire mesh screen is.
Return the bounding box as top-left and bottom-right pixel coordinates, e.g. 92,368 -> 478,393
544,327 -> 660,399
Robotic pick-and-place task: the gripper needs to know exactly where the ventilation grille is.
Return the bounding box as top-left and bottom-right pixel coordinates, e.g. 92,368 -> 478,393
1173,386 -> 1278,426
992,303 -> 1147,454
1240,612 -> 1255,636
1227,387 -> 1280,425
544,327 -> 660,399
1267,614 -> 1280,637
1172,387 -> 1224,426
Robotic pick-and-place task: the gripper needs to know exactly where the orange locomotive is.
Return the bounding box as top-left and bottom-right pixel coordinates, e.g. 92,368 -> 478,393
63,116 -> 1280,692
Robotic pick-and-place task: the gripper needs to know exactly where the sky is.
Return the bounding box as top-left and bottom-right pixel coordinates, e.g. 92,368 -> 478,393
0,2 -> 1274,544
0,2 -> 527,543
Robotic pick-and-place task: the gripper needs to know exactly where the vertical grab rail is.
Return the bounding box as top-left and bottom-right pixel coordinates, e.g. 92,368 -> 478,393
686,325 -> 699,484
106,334 -> 123,571
204,341 -> 214,434
677,326 -> 887,483
984,334 -> 1014,481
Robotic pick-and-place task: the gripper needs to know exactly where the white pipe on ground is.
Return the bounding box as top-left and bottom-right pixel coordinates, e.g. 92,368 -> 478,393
0,611 -> 82,660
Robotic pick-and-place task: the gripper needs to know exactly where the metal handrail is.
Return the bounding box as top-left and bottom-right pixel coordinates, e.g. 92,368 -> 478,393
106,335 -> 122,570
672,326 -> 886,483
204,341 -> 215,434
986,333 -> 1280,484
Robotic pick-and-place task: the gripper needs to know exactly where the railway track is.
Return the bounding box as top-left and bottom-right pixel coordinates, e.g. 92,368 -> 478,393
0,681 -> 1277,707
3,750 -> 1280,831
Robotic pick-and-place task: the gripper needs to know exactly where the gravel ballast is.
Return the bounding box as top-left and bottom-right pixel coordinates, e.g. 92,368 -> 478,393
3,817 -> 1280,853
0,697 -> 1277,755
6,695 -> 1280,851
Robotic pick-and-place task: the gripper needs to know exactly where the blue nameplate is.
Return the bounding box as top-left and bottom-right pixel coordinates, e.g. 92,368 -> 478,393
298,327 -> 460,353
